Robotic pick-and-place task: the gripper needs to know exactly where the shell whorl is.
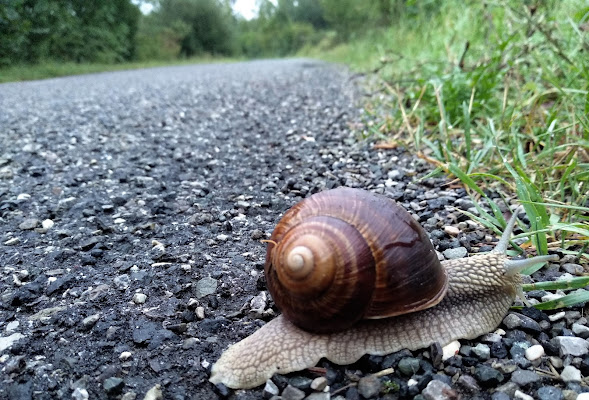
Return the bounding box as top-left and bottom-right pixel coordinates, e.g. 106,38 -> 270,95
264,187 -> 448,333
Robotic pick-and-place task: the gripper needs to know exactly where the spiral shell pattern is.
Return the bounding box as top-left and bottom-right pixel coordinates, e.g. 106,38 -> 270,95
265,187 -> 448,333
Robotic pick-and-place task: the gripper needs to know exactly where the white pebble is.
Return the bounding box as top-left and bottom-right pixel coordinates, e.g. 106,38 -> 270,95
577,393 -> 589,400
5,321 -> 19,333
133,293 -> 147,304
561,365 -> 582,382
407,378 -> 418,387
114,218 -> 126,224
442,340 -> 461,361
42,219 -> 54,230
560,365 -> 581,382
196,306 -> 205,319
17,193 -> 31,200
514,390 -> 534,400
444,225 -> 460,236
216,234 -> 229,241
3,238 -> 20,246
311,376 -> 328,391
119,351 -> 132,361
525,344 -> 545,361
144,384 -> 163,400
549,311 -> 566,322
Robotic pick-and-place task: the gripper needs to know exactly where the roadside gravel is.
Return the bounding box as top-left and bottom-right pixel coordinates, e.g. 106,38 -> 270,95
0,59 -> 586,400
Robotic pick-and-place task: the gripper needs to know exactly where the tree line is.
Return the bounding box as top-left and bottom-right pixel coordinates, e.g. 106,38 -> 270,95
0,0 -> 436,66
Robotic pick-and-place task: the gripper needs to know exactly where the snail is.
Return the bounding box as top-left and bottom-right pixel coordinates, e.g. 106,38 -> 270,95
209,187 -> 558,389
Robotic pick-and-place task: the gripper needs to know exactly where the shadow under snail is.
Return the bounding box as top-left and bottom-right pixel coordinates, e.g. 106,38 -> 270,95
209,187 -> 558,389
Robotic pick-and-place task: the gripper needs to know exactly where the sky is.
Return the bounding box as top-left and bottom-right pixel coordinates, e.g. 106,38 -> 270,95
233,0 -> 259,20
133,0 -> 260,20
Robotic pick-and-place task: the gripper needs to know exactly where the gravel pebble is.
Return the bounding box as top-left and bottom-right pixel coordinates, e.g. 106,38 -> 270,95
357,374 -> 381,399
561,365 -> 582,382
442,247 -> 467,259
525,344 -> 545,361
551,336 -> 589,357
281,385 -> 305,400
422,379 -> 457,400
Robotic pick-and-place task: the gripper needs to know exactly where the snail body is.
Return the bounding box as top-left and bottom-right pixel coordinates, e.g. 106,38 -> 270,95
210,188 -> 558,389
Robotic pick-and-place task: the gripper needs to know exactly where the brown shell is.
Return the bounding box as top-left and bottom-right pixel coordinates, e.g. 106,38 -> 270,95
264,187 -> 448,333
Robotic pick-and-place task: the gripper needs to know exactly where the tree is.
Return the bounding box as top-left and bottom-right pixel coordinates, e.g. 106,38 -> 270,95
156,0 -> 236,56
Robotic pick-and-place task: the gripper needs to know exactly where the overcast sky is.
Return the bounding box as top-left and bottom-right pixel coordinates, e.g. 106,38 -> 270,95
133,0 -> 259,20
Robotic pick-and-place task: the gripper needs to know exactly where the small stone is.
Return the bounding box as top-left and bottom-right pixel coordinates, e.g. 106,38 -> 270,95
572,323 -> 589,339
495,382 -> 518,398
310,377 -> 328,391
480,333 -> 502,343
19,218 -> 39,230
5,321 -> 19,333
455,375 -> 479,395
119,352 -> 132,361
474,365 -> 504,386
288,376 -> 312,390
444,226 -> 460,236
264,379 -> 279,398
525,344 -> 545,361
514,390 -> 534,400
72,387 -> 89,400
182,337 -> 198,349
114,274 -> 131,290
560,365 -> 581,382
561,263 -> 584,275
195,277 -> 217,298
143,384 -> 163,400
443,247 -> 467,259
502,313 -> 541,332
576,393 -> 589,400
536,386 -> 563,400
250,291 -> 267,314
398,357 -> 421,375
281,385 -> 305,400
442,340 -> 461,361
42,219 -> 54,230
357,374 -> 381,398
492,359 -> 518,374
82,313 -> 100,329
103,377 -> 125,395
250,229 -> 265,240
422,379 -> 457,400
510,370 -> 541,387
551,336 -> 589,357
549,311 -> 566,322
196,306 -> 205,319
216,234 -> 229,242
133,293 -> 147,304
549,356 -> 563,369
305,394 -> 329,400
472,343 -> 491,360
4,237 -> 20,246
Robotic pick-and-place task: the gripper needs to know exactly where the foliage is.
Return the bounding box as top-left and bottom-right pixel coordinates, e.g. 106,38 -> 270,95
0,0 -> 140,65
318,0 -> 589,263
154,0 -> 237,57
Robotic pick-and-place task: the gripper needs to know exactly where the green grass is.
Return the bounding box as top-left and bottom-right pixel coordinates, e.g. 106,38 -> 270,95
308,0 -> 589,266
0,56 -> 239,83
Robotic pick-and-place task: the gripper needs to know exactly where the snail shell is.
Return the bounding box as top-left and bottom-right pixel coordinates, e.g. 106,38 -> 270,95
264,187 -> 448,333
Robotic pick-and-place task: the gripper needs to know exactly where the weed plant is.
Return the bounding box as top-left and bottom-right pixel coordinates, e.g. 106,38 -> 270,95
318,0 -> 589,270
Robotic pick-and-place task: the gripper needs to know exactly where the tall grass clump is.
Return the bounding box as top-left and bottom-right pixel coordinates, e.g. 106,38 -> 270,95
332,0 -> 589,264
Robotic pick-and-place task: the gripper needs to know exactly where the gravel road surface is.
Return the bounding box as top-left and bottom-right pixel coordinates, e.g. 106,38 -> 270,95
0,59 -> 585,400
